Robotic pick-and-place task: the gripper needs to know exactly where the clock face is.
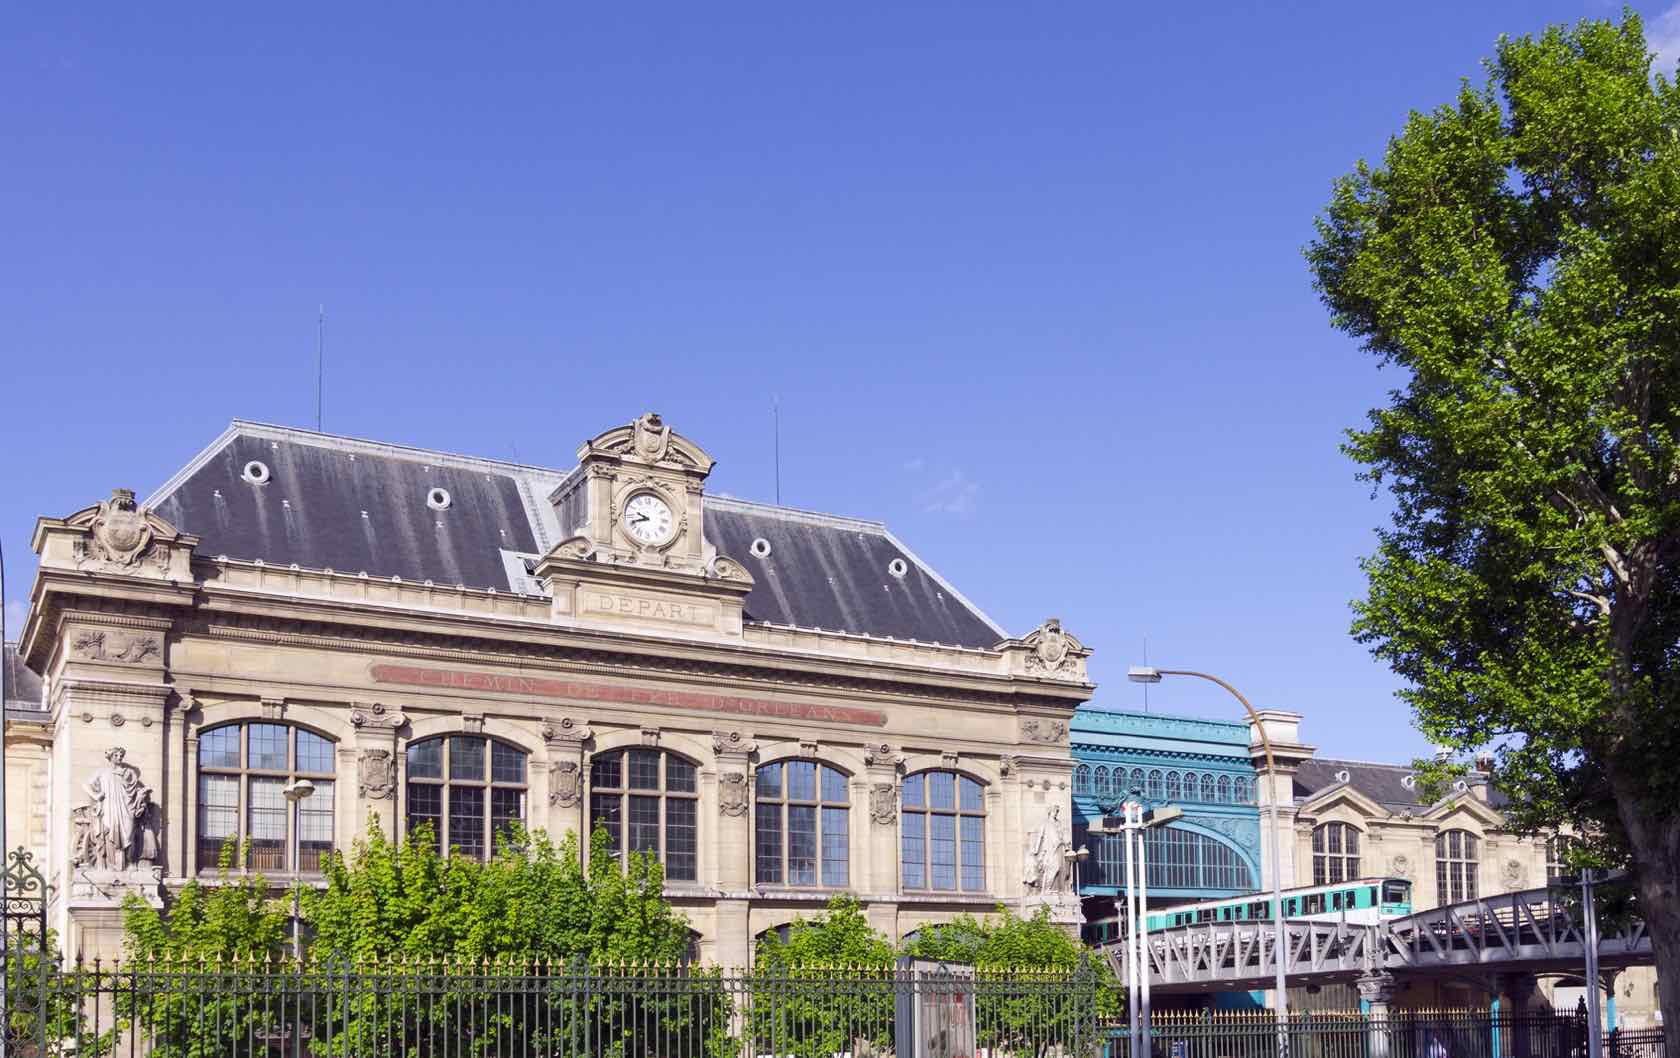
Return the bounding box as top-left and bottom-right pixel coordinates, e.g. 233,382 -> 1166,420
622,492 -> 675,545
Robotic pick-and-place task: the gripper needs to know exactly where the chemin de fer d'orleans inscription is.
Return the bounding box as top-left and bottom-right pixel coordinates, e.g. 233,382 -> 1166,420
369,664 -> 889,728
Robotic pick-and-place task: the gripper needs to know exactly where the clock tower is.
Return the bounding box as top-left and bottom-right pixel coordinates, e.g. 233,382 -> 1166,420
534,413 -> 755,637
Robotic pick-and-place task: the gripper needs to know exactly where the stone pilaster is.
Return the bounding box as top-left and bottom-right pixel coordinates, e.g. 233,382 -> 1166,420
540,715 -> 592,845
863,741 -> 901,898
348,701 -> 405,842
711,730 -> 755,891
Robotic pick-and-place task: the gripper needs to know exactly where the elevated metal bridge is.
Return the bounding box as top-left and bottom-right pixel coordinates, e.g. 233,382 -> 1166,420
1102,885 -> 1654,993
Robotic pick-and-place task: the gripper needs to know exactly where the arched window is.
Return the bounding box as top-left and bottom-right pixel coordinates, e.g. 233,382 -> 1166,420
1180,773 -> 1198,801
1146,770 -> 1164,799
1312,822 -> 1361,885
901,771 -> 985,892
1435,829 -> 1478,903
1089,824 -> 1255,890
406,736 -> 527,861
1200,774 -> 1216,801
1093,766 -> 1110,798
1234,777 -> 1252,805
1165,772 -> 1182,801
755,760 -> 849,887
1074,765 -> 1091,795
1216,775 -> 1232,803
1129,768 -> 1146,796
589,749 -> 698,881
198,722 -> 336,873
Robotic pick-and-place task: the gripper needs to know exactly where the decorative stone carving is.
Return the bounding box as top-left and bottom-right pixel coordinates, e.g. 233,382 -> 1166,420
631,412 -> 672,463
1019,717 -> 1066,744
553,536 -> 594,562
1190,814 -> 1261,851
799,741 -> 818,759
999,754 -> 1018,776
719,772 -> 749,817
541,716 -> 593,745
712,730 -> 756,758
863,743 -> 898,768
1389,853 -> 1412,879
70,629 -> 160,665
709,556 -> 751,583
72,748 -> 159,871
1502,858 -> 1526,888
260,697 -> 285,719
640,726 -> 661,746
940,750 -> 959,769
549,760 -> 583,808
1015,617 -> 1088,681
349,702 -> 406,730
462,713 -> 485,735
358,749 -> 396,800
1023,804 -> 1071,894
74,489 -> 164,571
869,783 -> 897,825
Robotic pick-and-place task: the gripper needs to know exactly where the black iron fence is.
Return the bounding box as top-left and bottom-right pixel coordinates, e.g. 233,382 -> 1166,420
1104,1010 -> 1666,1058
1,958 -> 1103,1058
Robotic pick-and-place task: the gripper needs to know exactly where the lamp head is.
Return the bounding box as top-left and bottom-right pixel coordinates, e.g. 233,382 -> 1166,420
1127,666 -> 1163,684
282,778 -> 316,803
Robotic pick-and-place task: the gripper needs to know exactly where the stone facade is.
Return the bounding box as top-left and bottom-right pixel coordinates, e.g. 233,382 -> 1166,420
10,415 -> 1094,964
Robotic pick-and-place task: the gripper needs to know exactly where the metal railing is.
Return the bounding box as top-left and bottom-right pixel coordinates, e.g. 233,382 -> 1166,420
1,957 -> 1103,1058
1102,1010 -> 1665,1058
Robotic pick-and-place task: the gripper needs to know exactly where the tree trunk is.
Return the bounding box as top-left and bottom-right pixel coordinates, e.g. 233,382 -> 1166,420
1615,796 -> 1680,1051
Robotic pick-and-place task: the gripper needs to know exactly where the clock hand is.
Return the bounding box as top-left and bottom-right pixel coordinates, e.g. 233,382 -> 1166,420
630,513 -> 648,525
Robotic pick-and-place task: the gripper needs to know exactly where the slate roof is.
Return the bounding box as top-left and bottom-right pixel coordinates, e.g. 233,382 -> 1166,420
1295,757 -> 1508,811
3,642 -> 44,711
146,422 -> 1006,649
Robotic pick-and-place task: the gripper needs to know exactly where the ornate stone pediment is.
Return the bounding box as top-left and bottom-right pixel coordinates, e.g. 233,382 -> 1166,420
995,618 -> 1091,683
46,488 -> 195,580
579,413 -> 715,473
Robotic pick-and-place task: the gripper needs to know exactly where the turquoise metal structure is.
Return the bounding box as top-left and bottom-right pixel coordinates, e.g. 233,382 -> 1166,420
1071,706 -> 1262,943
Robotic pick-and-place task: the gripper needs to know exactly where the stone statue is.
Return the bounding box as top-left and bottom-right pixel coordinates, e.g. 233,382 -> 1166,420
75,747 -> 157,870
1023,804 -> 1071,894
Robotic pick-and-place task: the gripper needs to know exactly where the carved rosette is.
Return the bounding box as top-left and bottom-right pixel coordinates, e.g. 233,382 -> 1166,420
712,730 -> 756,761
863,743 -> 899,769
541,716 -> 594,747
358,749 -> 396,800
349,702 -> 407,731
719,772 -> 749,817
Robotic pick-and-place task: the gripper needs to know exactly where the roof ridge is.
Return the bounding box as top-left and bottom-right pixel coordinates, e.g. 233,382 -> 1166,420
1309,756 -> 1418,771
706,494 -> 887,532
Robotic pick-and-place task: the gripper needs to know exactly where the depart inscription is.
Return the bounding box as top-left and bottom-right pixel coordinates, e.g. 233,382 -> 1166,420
368,663 -> 889,728
586,591 -> 711,626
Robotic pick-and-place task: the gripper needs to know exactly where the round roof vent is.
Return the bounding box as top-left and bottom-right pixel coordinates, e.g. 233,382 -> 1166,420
1401,775 -> 1417,790
1453,779 -> 1470,793
749,537 -> 771,558
426,487 -> 452,511
241,460 -> 271,485
887,557 -> 908,578
1334,769 -> 1350,784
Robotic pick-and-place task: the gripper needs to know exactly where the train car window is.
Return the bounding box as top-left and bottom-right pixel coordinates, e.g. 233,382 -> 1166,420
1331,892 -> 1343,910
1197,909 -> 1214,923
1249,901 -> 1267,919
1383,881 -> 1409,904
1304,894 -> 1327,915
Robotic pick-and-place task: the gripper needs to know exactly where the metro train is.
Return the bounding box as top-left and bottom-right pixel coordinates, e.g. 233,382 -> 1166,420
1081,877 -> 1413,945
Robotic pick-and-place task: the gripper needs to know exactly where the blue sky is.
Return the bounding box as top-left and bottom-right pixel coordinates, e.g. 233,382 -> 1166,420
4,3 -> 1676,761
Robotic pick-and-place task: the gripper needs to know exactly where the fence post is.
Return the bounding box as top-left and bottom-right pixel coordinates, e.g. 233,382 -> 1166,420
1357,972 -> 1398,1058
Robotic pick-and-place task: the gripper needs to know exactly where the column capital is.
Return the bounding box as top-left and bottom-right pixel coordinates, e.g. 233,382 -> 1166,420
1357,971 -> 1398,1008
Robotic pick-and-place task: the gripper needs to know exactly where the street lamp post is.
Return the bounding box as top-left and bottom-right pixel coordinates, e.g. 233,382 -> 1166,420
1122,799 -> 1183,1056
282,778 -> 315,1058
1130,666 -> 1290,1058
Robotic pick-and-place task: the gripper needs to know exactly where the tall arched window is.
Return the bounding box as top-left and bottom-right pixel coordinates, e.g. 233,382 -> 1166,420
1216,775 -> 1232,803
1090,824 -> 1255,890
406,736 -> 527,862
1180,773 -> 1198,801
1234,777 -> 1252,805
755,760 -> 849,887
198,722 -> 336,873
1165,772 -> 1182,800
589,749 -> 698,881
1200,774 -> 1216,801
901,771 -> 985,892
1146,770 -> 1164,799
1312,822 -> 1361,884
1074,765 -> 1091,795
1093,766 -> 1110,798
1129,768 -> 1145,796
1435,829 -> 1479,903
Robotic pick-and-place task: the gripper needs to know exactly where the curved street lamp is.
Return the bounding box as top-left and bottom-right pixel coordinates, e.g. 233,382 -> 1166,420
1128,666 -> 1290,1058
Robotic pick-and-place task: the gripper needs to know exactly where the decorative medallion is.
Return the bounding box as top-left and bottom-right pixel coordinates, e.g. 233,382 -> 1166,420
631,412 -> 672,463
358,749 -> 396,800
1389,854 -> 1412,879
1020,717 -> 1067,744
869,782 -> 897,826
76,488 -> 156,570
1502,858 -> 1525,888
1020,617 -> 1086,680
719,772 -> 749,817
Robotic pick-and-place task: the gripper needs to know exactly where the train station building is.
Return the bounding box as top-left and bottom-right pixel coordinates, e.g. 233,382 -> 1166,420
6,413 -> 1095,966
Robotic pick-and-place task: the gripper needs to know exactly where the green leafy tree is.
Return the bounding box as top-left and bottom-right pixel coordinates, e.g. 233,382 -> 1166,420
1307,10 -> 1680,1042
751,896 -> 897,1058
119,849 -> 291,1058
904,906 -> 1119,1051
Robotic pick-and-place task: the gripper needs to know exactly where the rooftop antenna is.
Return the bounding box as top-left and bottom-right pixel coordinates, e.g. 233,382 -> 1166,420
773,396 -> 782,505
315,306 -> 325,432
